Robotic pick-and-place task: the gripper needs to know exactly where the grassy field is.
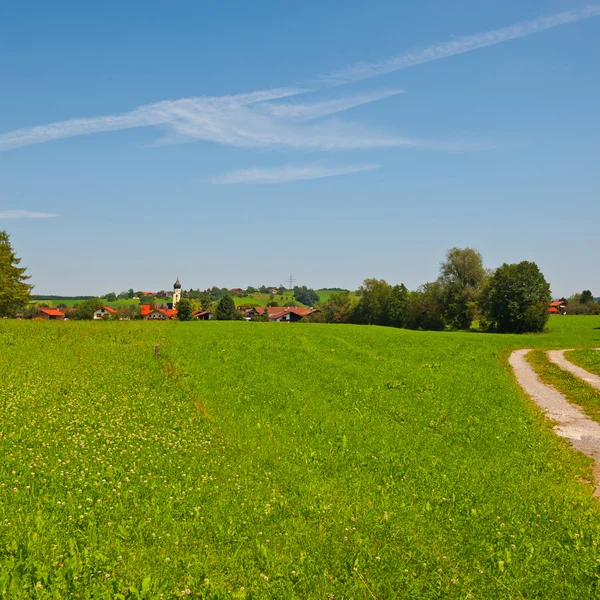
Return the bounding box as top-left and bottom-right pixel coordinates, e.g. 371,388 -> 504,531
31,298 -> 141,309
1,317 -> 600,598
232,293 -> 301,308
315,289 -> 359,304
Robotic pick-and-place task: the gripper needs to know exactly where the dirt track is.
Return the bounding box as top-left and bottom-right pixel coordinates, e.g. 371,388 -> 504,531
509,348 -> 600,495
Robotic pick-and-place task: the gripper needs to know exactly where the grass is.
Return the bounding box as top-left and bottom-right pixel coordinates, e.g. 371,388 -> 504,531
232,293 -> 302,308
1,316 -> 600,598
315,289 -> 359,303
567,349 -> 600,377
31,298 -> 141,309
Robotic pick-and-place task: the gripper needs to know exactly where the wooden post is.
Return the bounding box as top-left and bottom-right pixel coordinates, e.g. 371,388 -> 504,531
154,345 -> 159,357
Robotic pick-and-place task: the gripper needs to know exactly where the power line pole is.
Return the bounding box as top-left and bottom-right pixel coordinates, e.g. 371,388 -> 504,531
287,273 -> 295,290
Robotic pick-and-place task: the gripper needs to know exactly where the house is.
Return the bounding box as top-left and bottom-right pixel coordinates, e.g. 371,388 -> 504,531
547,299 -> 567,315
267,288 -> 278,294
37,308 -> 65,320
229,288 -> 243,295
248,306 -> 316,322
192,309 -> 214,320
93,306 -> 117,320
144,308 -> 178,320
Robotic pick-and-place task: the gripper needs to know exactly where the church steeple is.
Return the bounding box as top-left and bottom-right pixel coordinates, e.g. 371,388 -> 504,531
172,276 -> 182,307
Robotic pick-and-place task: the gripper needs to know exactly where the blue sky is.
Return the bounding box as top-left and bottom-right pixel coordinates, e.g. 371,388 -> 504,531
1,1 -> 598,296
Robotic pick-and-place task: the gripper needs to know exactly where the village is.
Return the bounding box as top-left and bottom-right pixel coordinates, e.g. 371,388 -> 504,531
32,278 -> 320,322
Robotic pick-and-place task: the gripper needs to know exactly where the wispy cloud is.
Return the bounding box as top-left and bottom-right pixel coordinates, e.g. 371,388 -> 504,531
207,162 -> 381,184
0,210 -> 58,219
0,6 -> 597,155
321,5 -> 600,85
0,88 -> 302,151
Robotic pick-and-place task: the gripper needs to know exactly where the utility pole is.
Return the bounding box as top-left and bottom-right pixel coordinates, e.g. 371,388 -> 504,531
287,273 -> 295,290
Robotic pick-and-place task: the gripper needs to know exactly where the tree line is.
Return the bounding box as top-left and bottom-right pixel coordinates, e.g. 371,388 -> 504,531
1,230 -> 598,332
308,247 -> 595,334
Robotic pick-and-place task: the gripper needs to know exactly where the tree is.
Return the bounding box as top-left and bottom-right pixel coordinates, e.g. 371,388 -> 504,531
177,298 -> 193,321
216,295 -> 237,320
105,292 -> 117,303
0,230 -> 32,317
439,247 -> 485,330
350,279 -> 396,326
293,286 -> 320,306
72,298 -> 104,320
404,282 -> 446,331
318,292 -> 356,323
580,290 -> 594,304
127,288 -> 135,299
479,261 -> 551,333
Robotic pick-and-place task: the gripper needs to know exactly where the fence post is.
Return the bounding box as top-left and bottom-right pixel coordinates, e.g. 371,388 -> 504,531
154,345 -> 159,357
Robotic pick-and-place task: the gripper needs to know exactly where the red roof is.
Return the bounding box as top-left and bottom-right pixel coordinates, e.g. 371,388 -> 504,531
549,300 -> 565,307
102,306 -> 117,313
547,307 -> 559,314
254,306 -> 315,319
141,304 -> 152,315
145,308 -> 178,319
39,308 -> 64,317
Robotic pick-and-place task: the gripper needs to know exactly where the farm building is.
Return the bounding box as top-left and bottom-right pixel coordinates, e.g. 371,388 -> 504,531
143,308 -> 178,320
93,306 -> 117,320
547,299 -> 567,315
248,306 -> 317,322
193,310 -> 214,320
37,308 -> 65,320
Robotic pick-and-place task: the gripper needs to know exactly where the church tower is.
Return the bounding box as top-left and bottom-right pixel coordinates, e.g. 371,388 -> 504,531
173,277 -> 182,307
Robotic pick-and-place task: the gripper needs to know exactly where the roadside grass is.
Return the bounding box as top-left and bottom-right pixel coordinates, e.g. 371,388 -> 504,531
526,349 -> 600,424
567,349 -> 600,377
0,317 -> 600,598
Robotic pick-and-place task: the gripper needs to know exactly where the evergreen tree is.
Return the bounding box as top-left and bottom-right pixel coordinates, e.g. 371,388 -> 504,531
0,230 -> 32,317
216,295 -> 236,320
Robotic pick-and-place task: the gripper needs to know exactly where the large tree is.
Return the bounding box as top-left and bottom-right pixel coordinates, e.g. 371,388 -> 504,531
479,261 -> 551,333
439,247 -> 485,330
0,230 -> 32,317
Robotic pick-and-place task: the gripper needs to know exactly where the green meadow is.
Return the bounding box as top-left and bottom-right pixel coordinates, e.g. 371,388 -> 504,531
1,317 -> 600,599
31,298 -> 141,309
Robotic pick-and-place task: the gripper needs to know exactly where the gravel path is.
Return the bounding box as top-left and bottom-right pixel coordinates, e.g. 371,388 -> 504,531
547,349 -> 600,391
509,349 -> 600,472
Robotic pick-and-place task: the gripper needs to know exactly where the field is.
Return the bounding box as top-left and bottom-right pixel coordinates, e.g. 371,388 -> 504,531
232,293 -> 301,308
31,298 -> 141,309
1,317 -> 600,598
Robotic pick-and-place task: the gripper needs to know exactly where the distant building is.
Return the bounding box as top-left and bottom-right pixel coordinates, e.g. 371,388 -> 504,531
229,288 -> 243,295
247,306 -> 316,322
192,310 -> 214,320
37,308 -> 65,320
144,308 -> 178,320
547,298 -> 567,315
93,306 -> 117,320
141,278 -> 181,320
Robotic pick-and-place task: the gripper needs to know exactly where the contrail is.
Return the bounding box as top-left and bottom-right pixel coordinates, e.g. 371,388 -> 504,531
320,5 -> 600,85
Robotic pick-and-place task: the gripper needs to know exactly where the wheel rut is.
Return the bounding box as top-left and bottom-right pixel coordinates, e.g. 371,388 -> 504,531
509,348 -> 600,496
